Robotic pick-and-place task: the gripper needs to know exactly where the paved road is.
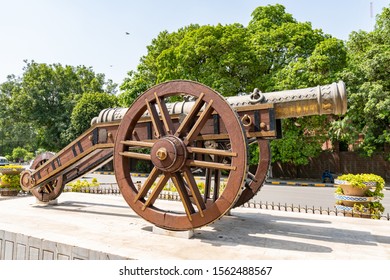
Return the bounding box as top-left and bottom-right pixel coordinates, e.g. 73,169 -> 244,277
83,173 -> 390,216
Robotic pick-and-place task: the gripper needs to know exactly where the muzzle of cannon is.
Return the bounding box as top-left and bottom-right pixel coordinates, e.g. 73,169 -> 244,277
20,80 -> 347,231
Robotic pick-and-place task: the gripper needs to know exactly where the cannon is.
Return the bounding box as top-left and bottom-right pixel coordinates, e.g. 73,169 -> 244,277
20,80 -> 347,231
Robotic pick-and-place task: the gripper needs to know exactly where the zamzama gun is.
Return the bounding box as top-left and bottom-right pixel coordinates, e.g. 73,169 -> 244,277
21,80 -> 347,231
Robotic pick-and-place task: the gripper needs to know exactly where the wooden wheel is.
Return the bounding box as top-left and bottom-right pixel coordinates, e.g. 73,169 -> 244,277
234,139 -> 270,207
29,152 -> 64,202
114,80 -> 248,231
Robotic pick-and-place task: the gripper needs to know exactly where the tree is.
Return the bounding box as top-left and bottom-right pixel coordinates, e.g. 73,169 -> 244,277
119,4 -> 347,165
64,92 -> 118,142
11,147 -> 31,163
331,6 -> 390,160
11,60 -> 117,151
119,24 -> 200,105
119,23 -> 264,105
0,75 -> 38,155
247,5 -> 347,165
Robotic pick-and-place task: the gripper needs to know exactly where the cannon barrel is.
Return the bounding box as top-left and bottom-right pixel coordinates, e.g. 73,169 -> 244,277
92,81 -> 347,125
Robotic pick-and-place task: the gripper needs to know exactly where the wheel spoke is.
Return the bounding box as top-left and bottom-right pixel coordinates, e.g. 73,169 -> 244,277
119,151 -> 151,161
183,167 -> 205,217
186,159 -> 236,171
184,100 -> 214,145
154,92 -> 175,135
187,146 -> 237,157
44,184 -> 54,193
204,168 -> 212,202
213,169 -> 221,201
145,98 -> 164,138
134,167 -> 161,203
120,140 -> 154,148
142,173 -> 170,210
171,173 -> 195,221
248,137 -> 258,145
114,80 -> 247,231
175,92 -> 205,138
247,171 -> 258,182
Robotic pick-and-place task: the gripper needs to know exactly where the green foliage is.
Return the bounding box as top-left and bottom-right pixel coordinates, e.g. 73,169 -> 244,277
0,174 -> 21,190
0,165 -> 24,190
119,4 -> 347,165
270,117 -> 329,165
135,160 -> 151,173
330,6 -> 390,159
119,23 -> 261,105
0,60 -> 117,153
67,179 -> 99,192
11,147 -> 32,162
0,75 -> 38,155
352,202 -> 384,219
2,3 -> 388,167
335,173 -> 385,219
336,173 -> 385,196
64,92 -> 118,142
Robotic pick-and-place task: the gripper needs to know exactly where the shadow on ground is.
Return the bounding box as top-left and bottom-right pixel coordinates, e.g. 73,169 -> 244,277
195,211 -> 390,253
31,200 -> 138,219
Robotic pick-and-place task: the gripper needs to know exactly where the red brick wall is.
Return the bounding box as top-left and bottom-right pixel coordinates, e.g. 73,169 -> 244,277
271,151 -> 390,181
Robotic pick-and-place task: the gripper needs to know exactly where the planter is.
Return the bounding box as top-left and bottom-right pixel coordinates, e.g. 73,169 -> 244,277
334,179 -> 376,196
0,167 -> 25,175
335,205 -> 371,218
0,165 -> 25,195
0,189 -> 19,196
0,181 -> 10,188
334,174 -> 385,219
334,194 -> 378,207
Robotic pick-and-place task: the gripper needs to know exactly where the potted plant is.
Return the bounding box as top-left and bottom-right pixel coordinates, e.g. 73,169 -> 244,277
0,165 -> 25,196
334,173 -> 385,219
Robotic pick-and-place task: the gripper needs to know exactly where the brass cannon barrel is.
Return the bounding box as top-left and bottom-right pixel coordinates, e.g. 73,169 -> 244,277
91,81 -> 347,125
262,81 -> 347,119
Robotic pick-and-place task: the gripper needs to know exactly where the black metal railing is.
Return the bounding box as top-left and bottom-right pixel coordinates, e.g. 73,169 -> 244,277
62,184 -> 390,221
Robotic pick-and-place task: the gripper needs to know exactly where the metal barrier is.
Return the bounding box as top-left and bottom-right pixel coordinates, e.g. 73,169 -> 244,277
62,186 -> 390,221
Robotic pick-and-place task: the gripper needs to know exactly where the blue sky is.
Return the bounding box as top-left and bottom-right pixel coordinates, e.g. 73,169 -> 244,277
1,0 -> 389,86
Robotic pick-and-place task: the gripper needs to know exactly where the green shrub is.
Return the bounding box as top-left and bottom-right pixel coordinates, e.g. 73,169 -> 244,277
67,179 -> 99,192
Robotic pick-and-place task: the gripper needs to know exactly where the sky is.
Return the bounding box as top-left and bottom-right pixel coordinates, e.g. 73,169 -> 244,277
1,0 -> 389,87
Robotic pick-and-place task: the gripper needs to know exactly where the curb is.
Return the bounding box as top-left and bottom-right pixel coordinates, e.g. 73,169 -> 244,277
92,171 -> 114,175
92,171 -> 149,177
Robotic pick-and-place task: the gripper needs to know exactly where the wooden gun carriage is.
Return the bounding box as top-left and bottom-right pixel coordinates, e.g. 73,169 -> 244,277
20,80 -> 347,231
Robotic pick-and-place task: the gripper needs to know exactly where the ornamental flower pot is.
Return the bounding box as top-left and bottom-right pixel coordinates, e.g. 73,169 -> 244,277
334,179 -> 374,196
0,189 -> 19,196
0,165 -> 25,196
0,166 -> 25,175
334,174 -> 385,219
334,194 -> 378,207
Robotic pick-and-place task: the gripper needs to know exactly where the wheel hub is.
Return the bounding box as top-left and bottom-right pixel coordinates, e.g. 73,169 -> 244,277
150,135 -> 187,173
